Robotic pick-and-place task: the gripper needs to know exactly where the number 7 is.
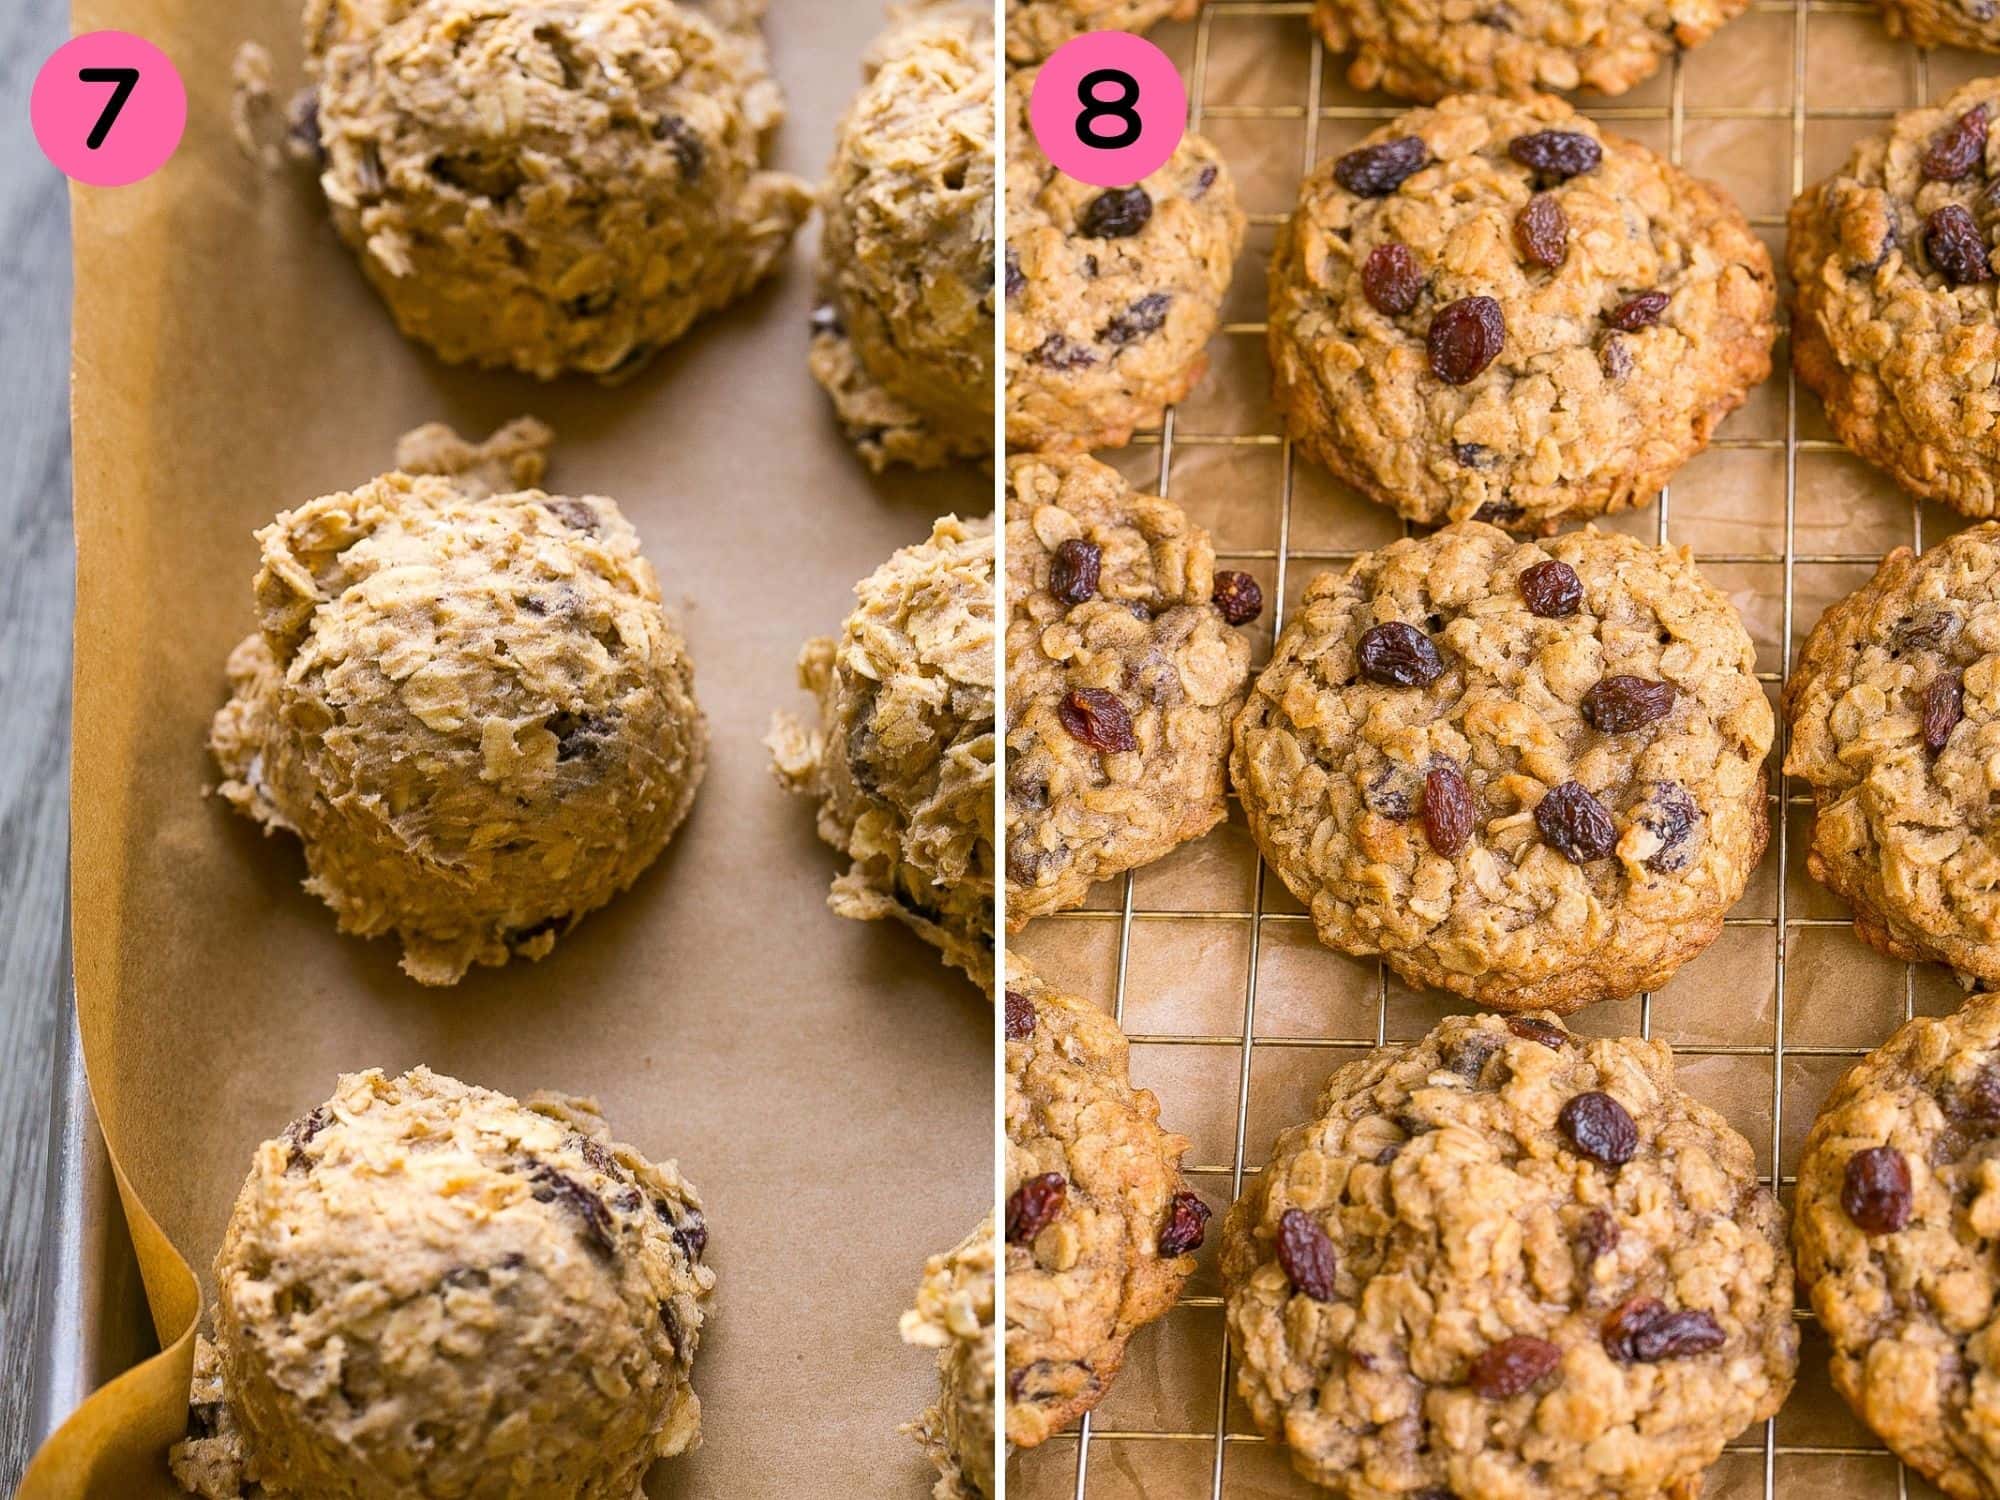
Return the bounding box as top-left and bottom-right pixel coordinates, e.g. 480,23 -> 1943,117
78,67 -> 139,151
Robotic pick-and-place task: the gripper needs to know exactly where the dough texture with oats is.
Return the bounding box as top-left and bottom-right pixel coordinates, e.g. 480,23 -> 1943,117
1004,0 -> 1201,62
1222,1012 -> 1796,1499
1784,524 -> 2000,984
901,1216 -> 997,1499
299,0 -> 811,379
1005,453 -> 1255,925
1270,92 -> 1774,532
1795,997 -> 2000,1500
1789,80 -> 2000,517
810,3 -> 995,471
1311,0 -> 1749,101
768,515 -> 996,991
1005,65 -> 1245,453
1231,521 -> 1771,1013
1004,961 -> 1208,1448
210,420 -> 706,986
167,1067 -> 713,1500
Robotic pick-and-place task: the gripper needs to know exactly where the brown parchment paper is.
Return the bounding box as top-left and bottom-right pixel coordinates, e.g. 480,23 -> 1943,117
1009,5 -> 1994,1498
22,1 -> 995,1495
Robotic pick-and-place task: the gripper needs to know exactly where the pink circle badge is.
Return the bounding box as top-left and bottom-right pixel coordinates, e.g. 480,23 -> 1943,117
1028,32 -> 1188,189
32,31 -> 187,188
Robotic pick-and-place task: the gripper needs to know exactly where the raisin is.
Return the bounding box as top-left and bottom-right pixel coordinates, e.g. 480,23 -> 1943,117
284,1106 -> 333,1172
1468,1335 -> 1562,1398
1428,296 -> 1505,384
1924,672 -> 1963,753
1007,1172 -> 1068,1243
1362,241 -> 1424,315
660,1301 -> 684,1359
1509,130 -> 1603,180
1558,1091 -> 1639,1167
1582,676 -> 1676,732
1005,248 -> 1025,298
652,116 -> 704,180
1923,104 -> 1990,182
1191,163 -> 1218,198
1507,1016 -> 1572,1050
1454,442 -> 1491,468
1894,611 -> 1959,652
667,1205 -> 707,1261
1608,290 -> 1670,331
1103,292 -> 1171,344
549,711 -> 607,763
1841,1146 -> 1913,1233
289,90 -> 325,167
1058,689 -> 1137,752
570,1134 -> 619,1176
1957,1062 -> 2000,1121
1423,761 -> 1475,857
1640,782 -> 1701,873
1357,621 -> 1445,687
1926,203 -> 1994,285
1276,1207 -> 1338,1300
1368,775 -> 1414,821
1514,193 -> 1568,268
1080,186 -> 1153,238
1535,781 -> 1616,862
1446,1029 -> 1505,1080
1212,570 -> 1264,624
1004,989 -> 1035,1040
1599,333 -> 1632,379
547,498 -> 600,533
1518,559 -> 1582,618
1029,333 -> 1096,369
1335,136 -> 1430,196
1159,1191 -> 1212,1256
1578,1207 -> 1619,1265
1604,1300 -> 1726,1361
1049,538 -> 1102,604
530,1164 -> 617,1256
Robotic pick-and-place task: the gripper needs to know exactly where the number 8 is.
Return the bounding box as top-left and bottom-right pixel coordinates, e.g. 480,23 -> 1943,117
1075,68 -> 1141,150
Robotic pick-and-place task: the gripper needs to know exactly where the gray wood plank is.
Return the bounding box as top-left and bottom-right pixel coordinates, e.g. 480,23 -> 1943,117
0,0 -> 78,1489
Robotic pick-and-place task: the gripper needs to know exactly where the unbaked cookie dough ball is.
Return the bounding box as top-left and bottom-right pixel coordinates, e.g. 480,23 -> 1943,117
1005,0 -> 1200,63
299,0 -> 812,379
768,516 -> 996,992
210,420 -> 706,986
901,1216 -> 997,1499
810,4 -> 996,471
168,1067 -> 714,1500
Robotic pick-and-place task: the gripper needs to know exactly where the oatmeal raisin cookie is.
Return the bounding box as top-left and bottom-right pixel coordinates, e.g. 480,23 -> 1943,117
902,1216 -> 997,1498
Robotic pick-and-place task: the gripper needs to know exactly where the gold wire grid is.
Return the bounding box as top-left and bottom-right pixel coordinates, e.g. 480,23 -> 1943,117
1008,2 -> 1998,1495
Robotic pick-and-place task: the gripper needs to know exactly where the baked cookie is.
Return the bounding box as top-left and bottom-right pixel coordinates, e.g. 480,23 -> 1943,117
810,4 -> 995,471
1005,65 -> 1245,453
1232,522 -> 1772,1012
1005,453 -> 1256,925
1004,961 -> 1207,1447
1784,525 -> 2000,984
1796,998 -> 2000,1500
299,0 -> 811,380
901,1216 -> 997,1499
1877,0 -> 2000,54
210,421 -> 706,987
1790,81 -> 2000,517
768,515 -> 996,991
168,1067 -> 713,1499
1312,0 -> 1749,101
1005,0 -> 1200,63
1270,93 -> 1775,532
1222,1012 -> 1797,1499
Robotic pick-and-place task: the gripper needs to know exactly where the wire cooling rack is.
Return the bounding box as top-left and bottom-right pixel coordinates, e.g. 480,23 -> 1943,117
1008,3 -> 1997,1495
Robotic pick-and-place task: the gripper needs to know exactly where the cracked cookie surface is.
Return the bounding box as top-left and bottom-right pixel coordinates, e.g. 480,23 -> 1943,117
1270,92 -> 1774,532
1004,961 -> 1206,1447
902,1215 -> 997,1499
810,3 -> 995,471
168,1066 -> 713,1500
1789,80 -> 2000,517
302,0 -> 811,379
1005,453 -> 1254,926
1005,65 -> 1245,453
1004,0 -> 1201,62
1231,521 -> 1771,1013
210,421 -> 706,987
1796,998 -> 2000,1500
1311,0 -> 1748,101
1222,1012 -> 1796,1500
768,515 -> 996,991
1784,524 -> 2000,984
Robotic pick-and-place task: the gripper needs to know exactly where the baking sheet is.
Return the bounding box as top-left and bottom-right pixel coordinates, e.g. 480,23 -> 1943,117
1008,4 -> 1993,1496
22,0 -> 995,1495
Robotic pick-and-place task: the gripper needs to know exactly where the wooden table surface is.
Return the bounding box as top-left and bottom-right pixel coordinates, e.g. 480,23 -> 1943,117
1,0 -> 79,1490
